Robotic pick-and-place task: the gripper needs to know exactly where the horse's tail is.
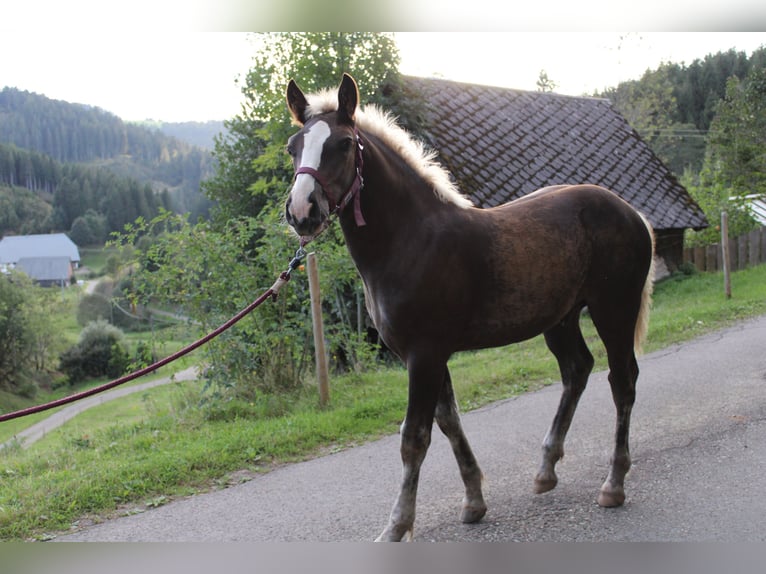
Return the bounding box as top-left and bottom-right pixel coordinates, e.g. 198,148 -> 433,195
634,213 -> 656,356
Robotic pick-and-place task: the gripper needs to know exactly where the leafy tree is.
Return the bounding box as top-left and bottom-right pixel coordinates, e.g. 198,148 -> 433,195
707,69 -> 766,198
25,283 -> 68,379
536,70 -> 557,92
69,209 -> 108,246
668,49 -> 754,132
601,66 -> 677,152
0,273 -> 34,392
203,32 -> 403,222
117,33 -> 408,401
0,184 -> 53,235
684,68 -> 766,246
598,47 -> 766,176
681,168 -> 755,246
116,211 -> 315,395
69,215 -> 95,246
0,272 -> 65,395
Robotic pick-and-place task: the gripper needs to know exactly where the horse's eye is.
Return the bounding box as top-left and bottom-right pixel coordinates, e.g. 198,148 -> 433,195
286,144 -> 296,157
339,137 -> 353,152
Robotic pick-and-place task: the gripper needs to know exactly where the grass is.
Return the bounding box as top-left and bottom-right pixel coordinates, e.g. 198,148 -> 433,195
0,277 -> 197,447
78,247 -> 119,276
1,265 -> 765,541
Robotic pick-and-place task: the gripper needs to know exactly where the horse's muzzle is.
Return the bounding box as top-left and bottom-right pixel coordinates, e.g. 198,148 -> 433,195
285,192 -> 324,237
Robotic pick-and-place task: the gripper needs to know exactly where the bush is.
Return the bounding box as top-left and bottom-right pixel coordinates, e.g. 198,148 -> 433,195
113,210 -> 377,401
59,320 -> 130,384
76,278 -> 151,332
16,379 -> 39,399
76,293 -> 112,326
677,261 -> 698,276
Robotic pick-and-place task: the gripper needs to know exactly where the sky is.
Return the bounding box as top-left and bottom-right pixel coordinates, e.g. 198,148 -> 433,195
1,31 -> 764,123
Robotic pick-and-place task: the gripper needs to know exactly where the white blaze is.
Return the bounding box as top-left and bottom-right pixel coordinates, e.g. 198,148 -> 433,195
290,120 -> 331,220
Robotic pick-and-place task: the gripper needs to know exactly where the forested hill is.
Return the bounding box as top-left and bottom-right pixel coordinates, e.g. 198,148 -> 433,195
138,120 -> 226,150
0,87 -> 216,165
595,46 -> 766,176
0,87 -> 219,240
0,143 -> 174,242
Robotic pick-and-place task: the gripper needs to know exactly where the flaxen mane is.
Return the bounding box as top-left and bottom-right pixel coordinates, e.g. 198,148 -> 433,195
300,88 -> 473,209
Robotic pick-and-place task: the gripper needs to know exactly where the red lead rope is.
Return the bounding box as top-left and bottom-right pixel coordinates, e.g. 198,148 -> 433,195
0,249 -> 306,423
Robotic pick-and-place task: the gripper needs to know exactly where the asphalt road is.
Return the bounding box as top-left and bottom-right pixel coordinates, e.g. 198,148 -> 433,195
59,315 -> 766,542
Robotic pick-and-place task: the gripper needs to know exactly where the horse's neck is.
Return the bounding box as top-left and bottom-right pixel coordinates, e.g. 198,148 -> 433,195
339,132 -> 456,277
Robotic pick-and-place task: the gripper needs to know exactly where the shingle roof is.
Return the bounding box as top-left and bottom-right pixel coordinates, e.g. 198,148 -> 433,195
405,76 -> 708,231
0,233 -> 80,264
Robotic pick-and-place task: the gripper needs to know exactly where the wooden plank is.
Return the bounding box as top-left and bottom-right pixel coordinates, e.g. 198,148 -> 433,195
706,244 -> 718,272
694,246 -> 706,271
716,241 -> 724,271
738,234 -> 748,270
750,229 -> 761,267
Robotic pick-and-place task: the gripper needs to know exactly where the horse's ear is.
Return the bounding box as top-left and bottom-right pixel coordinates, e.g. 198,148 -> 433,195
287,79 -> 309,126
337,73 -> 359,124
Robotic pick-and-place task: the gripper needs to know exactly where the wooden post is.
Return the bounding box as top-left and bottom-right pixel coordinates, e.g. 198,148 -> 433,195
306,252 -> 330,407
721,212 -> 731,299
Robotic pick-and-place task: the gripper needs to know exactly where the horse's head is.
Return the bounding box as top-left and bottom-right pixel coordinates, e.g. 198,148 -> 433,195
284,73 -> 363,239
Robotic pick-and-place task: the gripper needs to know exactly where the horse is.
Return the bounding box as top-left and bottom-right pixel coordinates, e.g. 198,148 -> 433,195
284,73 -> 655,541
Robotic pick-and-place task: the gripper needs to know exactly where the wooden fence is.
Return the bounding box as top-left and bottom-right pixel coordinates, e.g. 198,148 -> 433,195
683,227 -> 766,272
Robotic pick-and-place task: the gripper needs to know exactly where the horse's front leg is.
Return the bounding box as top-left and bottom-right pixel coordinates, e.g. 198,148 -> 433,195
376,355 -> 444,542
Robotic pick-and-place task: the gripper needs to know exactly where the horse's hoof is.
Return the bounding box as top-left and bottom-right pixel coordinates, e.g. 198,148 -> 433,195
597,484 -> 625,507
460,502 -> 487,524
375,526 -> 413,542
533,473 -> 558,494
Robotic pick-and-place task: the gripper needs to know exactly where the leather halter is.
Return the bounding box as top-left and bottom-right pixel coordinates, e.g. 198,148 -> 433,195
294,129 -> 366,227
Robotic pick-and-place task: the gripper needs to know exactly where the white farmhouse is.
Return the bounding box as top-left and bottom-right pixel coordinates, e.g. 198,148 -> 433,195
0,233 -> 80,287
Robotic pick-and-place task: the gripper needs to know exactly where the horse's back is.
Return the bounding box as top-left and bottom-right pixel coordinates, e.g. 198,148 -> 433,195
495,184 -> 652,255
467,184 -> 653,344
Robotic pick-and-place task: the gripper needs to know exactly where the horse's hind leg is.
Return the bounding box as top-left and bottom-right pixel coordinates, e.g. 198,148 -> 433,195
589,305 -> 640,507
597,345 -> 638,507
534,309 -> 594,494
435,368 -> 487,524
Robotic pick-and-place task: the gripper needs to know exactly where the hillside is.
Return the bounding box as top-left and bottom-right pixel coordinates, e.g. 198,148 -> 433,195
594,46 -> 766,176
0,144 -> 173,240
0,87 -> 217,237
135,120 -> 227,150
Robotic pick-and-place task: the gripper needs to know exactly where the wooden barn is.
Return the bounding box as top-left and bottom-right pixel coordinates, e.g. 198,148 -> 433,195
404,76 -> 708,276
